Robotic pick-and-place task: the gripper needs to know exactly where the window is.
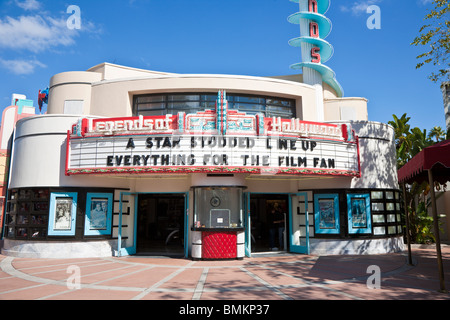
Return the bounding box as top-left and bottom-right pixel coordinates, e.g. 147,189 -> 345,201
64,100 -> 84,114
5,189 -> 49,240
307,189 -> 402,239
370,190 -> 403,236
134,93 -> 296,119
5,188 -> 117,241
193,187 -> 244,229
340,106 -> 357,121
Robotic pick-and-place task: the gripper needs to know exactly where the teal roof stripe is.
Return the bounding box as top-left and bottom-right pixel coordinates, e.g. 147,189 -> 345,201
287,12 -> 332,39
288,36 -> 334,63
289,0 -> 330,15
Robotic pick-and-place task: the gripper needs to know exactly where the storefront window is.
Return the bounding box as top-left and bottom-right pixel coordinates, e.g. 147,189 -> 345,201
4,189 -> 50,241
369,190 -> 403,237
5,188 -> 116,241
193,187 -> 244,229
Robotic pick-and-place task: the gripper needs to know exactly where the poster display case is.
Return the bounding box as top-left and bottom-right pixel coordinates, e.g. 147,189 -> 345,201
4,189 -> 50,240
48,192 -> 78,236
84,193 -> 113,236
314,193 -> 340,235
347,193 -> 372,234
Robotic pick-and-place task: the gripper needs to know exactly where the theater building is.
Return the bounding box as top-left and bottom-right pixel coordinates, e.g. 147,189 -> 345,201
1,0 -> 405,259
0,95 -> 36,237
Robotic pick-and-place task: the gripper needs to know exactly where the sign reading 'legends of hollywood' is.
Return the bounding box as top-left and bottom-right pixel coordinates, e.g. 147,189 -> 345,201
66,91 -> 360,177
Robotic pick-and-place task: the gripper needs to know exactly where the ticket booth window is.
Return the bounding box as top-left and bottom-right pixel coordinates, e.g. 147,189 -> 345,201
193,187 -> 244,229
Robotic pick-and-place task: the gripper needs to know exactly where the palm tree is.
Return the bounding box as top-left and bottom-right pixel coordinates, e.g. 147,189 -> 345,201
410,127 -> 433,157
391,114 -> 446,245
428,126 -> 446,142
389,113 -> 412,168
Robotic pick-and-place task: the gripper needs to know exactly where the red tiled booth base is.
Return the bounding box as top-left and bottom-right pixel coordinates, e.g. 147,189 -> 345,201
202,232 -> 237,259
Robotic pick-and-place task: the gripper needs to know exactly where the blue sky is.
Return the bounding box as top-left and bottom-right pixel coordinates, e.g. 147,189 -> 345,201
0,0 -> 446,132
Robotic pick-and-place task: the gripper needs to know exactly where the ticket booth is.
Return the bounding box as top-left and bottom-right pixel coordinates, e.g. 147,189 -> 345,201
191,186 -> 246,260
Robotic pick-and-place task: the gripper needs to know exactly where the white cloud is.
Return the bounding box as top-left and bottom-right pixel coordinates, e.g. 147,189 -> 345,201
0,58 -> 46,75
340,0 -> 382,16
417,0 -> 433,5
0,15 -> 78,53
15,0 -> 42,11
0,2 -> 99,75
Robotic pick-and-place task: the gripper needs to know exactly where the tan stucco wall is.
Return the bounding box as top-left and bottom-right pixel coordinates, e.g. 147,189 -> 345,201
87,62 -> 174,81
324,98 -> 369,121
89,75 -> 319,119
47,71 -> 102,115
46,63 -> 369,123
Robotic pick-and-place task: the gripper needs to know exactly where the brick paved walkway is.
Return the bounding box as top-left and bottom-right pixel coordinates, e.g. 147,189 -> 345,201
0,245 -> 449,301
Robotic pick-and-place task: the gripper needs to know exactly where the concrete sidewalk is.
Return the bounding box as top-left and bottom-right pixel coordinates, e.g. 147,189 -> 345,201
0,245 -> 449,301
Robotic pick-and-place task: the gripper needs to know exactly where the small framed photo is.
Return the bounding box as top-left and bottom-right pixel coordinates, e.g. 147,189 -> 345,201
48,192 -> 78,236
347,194 -> 372,234
84,193 -> 113,236
314,194 -> 340,234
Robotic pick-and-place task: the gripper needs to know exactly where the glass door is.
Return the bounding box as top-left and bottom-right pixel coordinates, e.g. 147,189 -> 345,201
117,192 -> 137,257
289,193 -> 310,254
184,191 -> 189,258
116,192 -> 188,257
244,192 -> 251,257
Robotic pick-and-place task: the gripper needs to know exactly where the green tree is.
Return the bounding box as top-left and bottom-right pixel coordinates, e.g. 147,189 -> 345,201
428,125 -> 446,142
391,113 -> 444,244
409,127 -> 433,157
388,113 -> 412,168
411,0 -> 450,82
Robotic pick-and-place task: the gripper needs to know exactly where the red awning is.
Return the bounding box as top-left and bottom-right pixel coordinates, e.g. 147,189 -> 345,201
397,139 -> 450,184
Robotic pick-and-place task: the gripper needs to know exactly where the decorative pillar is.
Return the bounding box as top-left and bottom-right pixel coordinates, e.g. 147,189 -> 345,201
216,90 -> 228,136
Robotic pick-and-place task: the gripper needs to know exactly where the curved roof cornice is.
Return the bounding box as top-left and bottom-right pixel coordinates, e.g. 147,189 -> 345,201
90,73 -> 317,91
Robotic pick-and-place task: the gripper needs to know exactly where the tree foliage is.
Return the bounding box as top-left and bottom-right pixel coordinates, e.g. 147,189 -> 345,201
411,0 -> 450,82
390,113 -> 446,243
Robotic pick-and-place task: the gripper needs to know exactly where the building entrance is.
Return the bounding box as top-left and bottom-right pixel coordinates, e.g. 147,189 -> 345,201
136,194 -> 185,256
250,194 -> 289,253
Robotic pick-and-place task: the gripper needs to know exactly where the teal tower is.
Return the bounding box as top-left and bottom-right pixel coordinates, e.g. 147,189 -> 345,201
288,0 -> 343,103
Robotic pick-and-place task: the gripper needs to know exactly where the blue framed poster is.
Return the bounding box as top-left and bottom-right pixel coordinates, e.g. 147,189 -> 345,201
347,194 -> 372,234
314,194 -> 340,234
48,192 -> 78,236
84,193 -> 113,236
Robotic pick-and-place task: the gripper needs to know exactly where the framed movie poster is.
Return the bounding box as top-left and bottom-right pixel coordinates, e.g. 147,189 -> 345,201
347,193 -> 372,234
314,194 -> 340,234
84,193 -> 113,236
48,192 -> 78,236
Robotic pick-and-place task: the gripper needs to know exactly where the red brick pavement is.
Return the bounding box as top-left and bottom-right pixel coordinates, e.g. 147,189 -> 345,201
0,245 -> 449,301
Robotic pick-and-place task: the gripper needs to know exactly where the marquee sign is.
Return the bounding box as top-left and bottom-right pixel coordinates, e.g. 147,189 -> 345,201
66,91 -> 360,177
